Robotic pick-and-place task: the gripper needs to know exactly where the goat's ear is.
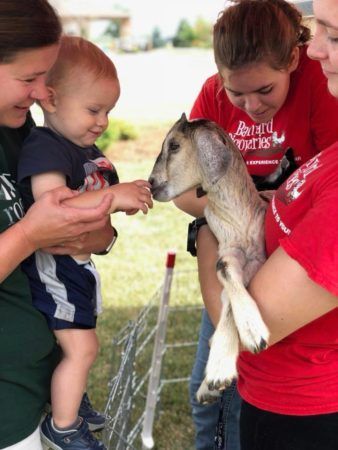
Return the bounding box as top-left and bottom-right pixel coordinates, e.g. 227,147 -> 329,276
180,112 -> 187,122
195,129 -> 232,185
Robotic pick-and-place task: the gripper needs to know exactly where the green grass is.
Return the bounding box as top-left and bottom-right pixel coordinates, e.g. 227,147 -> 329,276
88,157 -> 203,449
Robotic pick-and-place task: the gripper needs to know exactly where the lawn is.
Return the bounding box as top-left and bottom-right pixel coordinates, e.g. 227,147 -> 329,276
88,122 -> 204,449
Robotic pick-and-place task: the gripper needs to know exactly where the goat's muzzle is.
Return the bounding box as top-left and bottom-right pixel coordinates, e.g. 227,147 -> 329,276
148,177 -> 170,202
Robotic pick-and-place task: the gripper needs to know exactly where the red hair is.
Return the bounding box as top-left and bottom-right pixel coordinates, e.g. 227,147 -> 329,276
46,35 -> 118,89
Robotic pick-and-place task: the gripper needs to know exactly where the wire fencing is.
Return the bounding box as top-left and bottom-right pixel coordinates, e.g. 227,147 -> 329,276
102,252 -> 202,449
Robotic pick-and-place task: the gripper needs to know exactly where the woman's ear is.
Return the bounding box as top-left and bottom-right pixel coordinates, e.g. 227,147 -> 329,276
40,87 -> 57,113
287,46 -> 300,73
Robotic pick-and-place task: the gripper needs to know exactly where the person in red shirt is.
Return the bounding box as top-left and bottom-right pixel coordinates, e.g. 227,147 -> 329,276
172,1 -> 338,449
237,0 -> 338,447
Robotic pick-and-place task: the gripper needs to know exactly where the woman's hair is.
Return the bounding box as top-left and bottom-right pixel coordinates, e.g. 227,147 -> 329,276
0,0 -> 62,63
46,35 -> 119,90
214,0 -> 311,71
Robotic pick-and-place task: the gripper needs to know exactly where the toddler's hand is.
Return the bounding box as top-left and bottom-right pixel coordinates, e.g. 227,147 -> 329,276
111,180 -> 153,214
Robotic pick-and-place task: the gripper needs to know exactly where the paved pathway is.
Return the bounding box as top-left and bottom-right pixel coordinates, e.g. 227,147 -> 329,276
111,47 -> 217,123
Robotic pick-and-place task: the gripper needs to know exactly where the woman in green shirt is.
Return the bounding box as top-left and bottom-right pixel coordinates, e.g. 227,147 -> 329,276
0,1 -> 114,448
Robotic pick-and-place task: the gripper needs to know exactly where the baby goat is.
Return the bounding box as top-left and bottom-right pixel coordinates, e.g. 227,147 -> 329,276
149,114 -> 295,403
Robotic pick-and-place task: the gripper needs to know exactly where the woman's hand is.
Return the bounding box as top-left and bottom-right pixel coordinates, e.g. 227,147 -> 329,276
18,185 -> 113,251
43,217 -> 115,255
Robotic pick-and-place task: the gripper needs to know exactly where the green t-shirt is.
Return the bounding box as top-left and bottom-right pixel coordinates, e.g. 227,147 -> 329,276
0,118 -> 59,448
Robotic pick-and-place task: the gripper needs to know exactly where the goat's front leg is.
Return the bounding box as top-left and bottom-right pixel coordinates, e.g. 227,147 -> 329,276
197,291 -> 239,404
216,255 -> 269,353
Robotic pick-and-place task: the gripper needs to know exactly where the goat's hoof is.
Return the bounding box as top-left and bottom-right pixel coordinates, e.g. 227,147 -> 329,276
258,337 -> 268,352
198,392 -> 221,405
196,389 -> 222,405
249,337 -> 268,354
235,308 -> 269,355
207,378 -> 232,392
196,380 -> 222,405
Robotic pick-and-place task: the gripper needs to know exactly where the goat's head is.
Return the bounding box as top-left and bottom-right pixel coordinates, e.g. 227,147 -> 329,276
149,113 -> 234,201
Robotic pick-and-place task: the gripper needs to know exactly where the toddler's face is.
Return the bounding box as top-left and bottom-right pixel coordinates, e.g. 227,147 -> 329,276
48,74 -> 120,148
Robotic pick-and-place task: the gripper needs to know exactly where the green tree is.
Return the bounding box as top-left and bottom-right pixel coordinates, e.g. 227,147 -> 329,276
104,20 -> 120,38
172,19 -> 195,47
193,17 -> 212,48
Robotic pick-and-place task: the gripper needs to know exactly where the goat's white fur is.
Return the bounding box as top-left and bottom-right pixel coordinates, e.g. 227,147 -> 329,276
149,114 -> 269,403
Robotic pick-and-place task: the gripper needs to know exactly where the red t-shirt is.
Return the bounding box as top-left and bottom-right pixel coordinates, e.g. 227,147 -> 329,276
237,142 -> 338,415
190,47 -> 338,176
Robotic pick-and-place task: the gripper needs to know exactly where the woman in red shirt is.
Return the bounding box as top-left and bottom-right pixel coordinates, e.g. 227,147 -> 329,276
237,0 -> 338,448
173,1 -> 338,449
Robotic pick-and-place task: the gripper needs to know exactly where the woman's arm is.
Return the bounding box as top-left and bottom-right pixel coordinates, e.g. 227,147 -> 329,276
173,189 -> 208,218
196,225 -> 223,326
195,228 -> 338,343
249,246 -> 338,345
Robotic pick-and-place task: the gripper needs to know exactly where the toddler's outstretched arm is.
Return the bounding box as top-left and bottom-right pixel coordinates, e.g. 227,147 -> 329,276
108,180 -> 153,214
60,179 -> 153,215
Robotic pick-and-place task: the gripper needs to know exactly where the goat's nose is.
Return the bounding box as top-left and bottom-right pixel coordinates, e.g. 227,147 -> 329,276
148,176 -> 156,193
148,176 -> 154,186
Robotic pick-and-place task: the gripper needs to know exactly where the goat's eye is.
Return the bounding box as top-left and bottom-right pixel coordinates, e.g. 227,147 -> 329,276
168,141 -> 180,152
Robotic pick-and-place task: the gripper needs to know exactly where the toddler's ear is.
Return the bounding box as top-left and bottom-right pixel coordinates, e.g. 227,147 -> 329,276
40,87 -> 57,113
